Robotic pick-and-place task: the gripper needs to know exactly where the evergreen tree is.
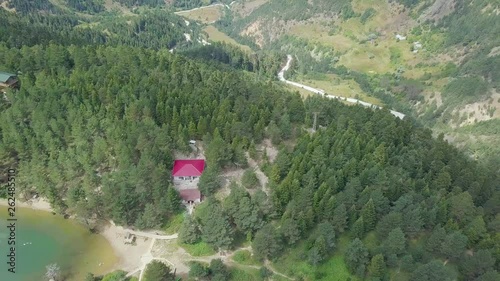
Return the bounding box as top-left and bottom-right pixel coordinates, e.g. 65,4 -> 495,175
248,141 -> 258,160
205,128 -> 232,168
281,218 -> 301,245
464,216 -> 487,246
352,217 -> 365,239
383,227 -> 406,257
252,224 -> 283,261
410,260 -> 456,281
198,166 -> 222,195
368,254 -> 386,279
476,271 -> 500,281
189,262 -> 209,279
332,203 -> 348,233
200,202 -> 234,250
143,260 -> 175,281
459,249 -> 495,280
345,238 -> 369,277
233,195 -> 263,235
209,259 -> 229,281
135,203 -> 161,229
242,168 -> 260,189
362,198 -> 377,231
179,215 -> 200,244
376,212 -> 403,240
440,231 -> 467,260
165,187 -> 182,214
426,226 -> 447,254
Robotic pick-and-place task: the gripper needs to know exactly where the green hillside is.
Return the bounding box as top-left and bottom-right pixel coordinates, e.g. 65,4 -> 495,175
213,0 -> 500,163
0,1 -> 498,281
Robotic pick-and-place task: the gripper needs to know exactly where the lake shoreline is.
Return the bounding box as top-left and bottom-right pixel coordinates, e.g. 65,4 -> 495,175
0,197 -> 53,212
0,198 -> 149,278
98,222 -> 152,275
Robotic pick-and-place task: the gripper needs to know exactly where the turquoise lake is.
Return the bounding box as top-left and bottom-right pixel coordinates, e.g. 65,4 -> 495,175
0,206 -> 117,281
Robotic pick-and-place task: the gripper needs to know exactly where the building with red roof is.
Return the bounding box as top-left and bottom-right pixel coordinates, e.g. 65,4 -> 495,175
179,189 -> 202,204
172,159 -> 205,184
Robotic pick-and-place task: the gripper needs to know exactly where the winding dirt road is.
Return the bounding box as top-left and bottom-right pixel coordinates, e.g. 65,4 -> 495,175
279,55 -> 406,119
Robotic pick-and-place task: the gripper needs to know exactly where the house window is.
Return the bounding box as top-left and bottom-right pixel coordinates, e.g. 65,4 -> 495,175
179,176 -> 184,180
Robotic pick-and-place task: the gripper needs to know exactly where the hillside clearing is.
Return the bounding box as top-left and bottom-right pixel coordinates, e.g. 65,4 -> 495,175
232,0 -> 269,17
104,0 -> 134,15
176,5 -> 224,24
272,235 -> 356,281
295,74 -> 383,106
203,26 -> 253,52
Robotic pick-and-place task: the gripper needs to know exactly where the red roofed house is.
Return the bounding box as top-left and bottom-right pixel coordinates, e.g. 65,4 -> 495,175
172,159 -> 205,205
172,159 -> 205,183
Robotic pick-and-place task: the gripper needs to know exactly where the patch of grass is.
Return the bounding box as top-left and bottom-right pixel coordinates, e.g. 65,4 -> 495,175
457,119 -> 500,135
272,235 -> 357,281
232,250 -> 261,266
339,44 -> 392,74
287,23 -> 356,53
390,46 -> 403,65
163,213 -> 184,235
390,269 -> 411,281
203,26 -> 252,52
229,266 -> 263,281
316,253 -> 353,281
180,241 -> 216,257
176,6 -> 223,24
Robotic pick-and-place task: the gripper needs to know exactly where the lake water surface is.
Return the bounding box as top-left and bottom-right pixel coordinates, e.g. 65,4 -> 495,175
0,206 -> 118,281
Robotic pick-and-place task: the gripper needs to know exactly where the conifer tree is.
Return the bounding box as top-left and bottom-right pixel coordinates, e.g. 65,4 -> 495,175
368,254 -> 386,279
362,198 -> 376,231
179,215 -> 200,244
352,217 -> 365,239
345,238 -> 369,277
332,203 -> 348,233
383,227 -> 406,256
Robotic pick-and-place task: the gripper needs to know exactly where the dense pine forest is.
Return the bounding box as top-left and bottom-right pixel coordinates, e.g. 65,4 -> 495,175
0,2 -> 499,281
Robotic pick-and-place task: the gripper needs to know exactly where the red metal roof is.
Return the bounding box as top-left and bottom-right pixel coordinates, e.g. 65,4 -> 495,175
172,159 -> 205,177
179,189 -> 201,201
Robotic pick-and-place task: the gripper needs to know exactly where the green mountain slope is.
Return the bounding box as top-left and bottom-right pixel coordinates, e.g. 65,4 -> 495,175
216,0 -> 500,162
0,2 -> 498,281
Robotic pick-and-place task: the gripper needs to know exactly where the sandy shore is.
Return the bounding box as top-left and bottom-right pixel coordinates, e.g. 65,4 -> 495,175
0,197 -> 53,212
99,222 -> 152,273
0,197 -> 150,275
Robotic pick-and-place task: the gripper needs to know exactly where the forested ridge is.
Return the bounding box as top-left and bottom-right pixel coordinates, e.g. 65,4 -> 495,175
0,4 -> 201,50
180,42 -> 284,79
180,96 -> 500,280
265,98 -> 500,279
0,42 -> 304,228
0,2 -> 499,281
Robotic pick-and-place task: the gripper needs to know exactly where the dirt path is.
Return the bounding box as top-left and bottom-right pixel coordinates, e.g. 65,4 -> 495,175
126,237 -> 178,281
109,221 -> 178,240
126,229 -> 178,240
150,238 -> 294,279
174,3 -> 228,15
279,55 -> 406,120
263,260 -> 293,280
246,152 -> 270,195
